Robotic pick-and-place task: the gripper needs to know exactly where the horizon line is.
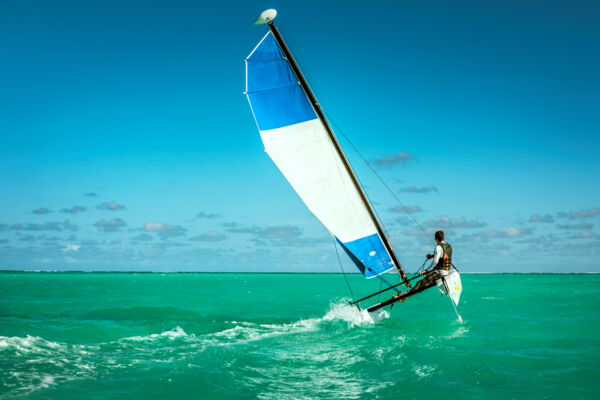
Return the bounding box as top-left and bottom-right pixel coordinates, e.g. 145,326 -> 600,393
0,270 -> 598,274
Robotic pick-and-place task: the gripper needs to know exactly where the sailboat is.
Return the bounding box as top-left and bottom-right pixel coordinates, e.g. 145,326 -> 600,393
244,9 -> 462,321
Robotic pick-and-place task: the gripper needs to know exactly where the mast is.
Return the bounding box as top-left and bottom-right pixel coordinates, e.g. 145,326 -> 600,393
267,21 -> 410,287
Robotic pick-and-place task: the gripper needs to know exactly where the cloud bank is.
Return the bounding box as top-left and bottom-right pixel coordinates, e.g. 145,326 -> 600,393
374,152 -> 415,167
97,202 -> 126,211
61,206 -> 86,214
399,186 -> 438,194
529,214 -> 554,223
94,218 -> 127,232
389,205 -> 422,214
144,222 -> 187,238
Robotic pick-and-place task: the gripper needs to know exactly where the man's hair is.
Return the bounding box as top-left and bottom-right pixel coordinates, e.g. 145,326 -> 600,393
435,230 -> 444,242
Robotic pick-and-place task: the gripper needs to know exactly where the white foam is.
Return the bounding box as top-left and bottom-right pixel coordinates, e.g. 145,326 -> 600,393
322,300 -> 386,326
151,326 -> 188,339
119,326 -> 191,342
197,300 -> 379,348
12,374 -> 62,396
0,335 -> 66,356
445,325 -> 470,339
413,364 -> 436,378
39,375 -> 56,388
1,335 -> 88,397
1,301 -> 388,397
206,318 -> 319,346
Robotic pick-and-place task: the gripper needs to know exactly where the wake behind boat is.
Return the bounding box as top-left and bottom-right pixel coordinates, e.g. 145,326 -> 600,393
244,9 -> 462,321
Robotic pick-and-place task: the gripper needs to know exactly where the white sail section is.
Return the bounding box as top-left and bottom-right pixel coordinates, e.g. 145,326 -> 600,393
260,119 -> 375,242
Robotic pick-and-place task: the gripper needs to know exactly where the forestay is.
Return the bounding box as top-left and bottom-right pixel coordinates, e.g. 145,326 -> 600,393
245,32 -> 396,278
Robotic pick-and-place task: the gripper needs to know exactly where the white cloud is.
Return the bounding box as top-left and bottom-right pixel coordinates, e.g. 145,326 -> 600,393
223,224 -> 324,247
8,220 -> 78,232
225,224 -> 302,239
388,205 -> 422,214
424,215 -> 486,229
399,186 -> 438,194
97,202 -> 126,211
94,218 -> 127,232
195,212 -> 220,219
558,208 -> 600,219
189,232 -> 227,242
145,222 -> 170,232
61,206 -> 86,214
62,244 -> 81,252
529,214 -> 554,223
143,222 -> 186,238
374,151 -> 416,167
132,233 -> 154,241
455,233 -> 490,244
486,226 -> 533,238
572,231 -> 596,239
557,223 -> 593,230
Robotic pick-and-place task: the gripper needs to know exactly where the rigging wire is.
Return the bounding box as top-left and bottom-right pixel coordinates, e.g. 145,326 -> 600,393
416,258 -> 431,275
324,112 -> 433,245
332,235 -> 399,300
332,235 -> 356,301
375,272 -> 401,294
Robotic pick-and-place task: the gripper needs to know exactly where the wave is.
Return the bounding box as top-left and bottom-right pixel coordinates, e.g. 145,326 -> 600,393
0,300 -> 378,397
322,299 -> 388,325
0,335 -> 94,399
118,326 -> 190,342
192,300 -> 378,347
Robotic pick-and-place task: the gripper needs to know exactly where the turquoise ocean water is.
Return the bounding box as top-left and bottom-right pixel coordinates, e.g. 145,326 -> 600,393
1,272 -> 599,399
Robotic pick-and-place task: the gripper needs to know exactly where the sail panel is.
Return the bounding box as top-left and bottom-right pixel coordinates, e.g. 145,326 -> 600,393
246,32 -> 396,278
342,234 -> 393,279
337,235 -> 394,279
246,32 -> 316,131
247,85 -> 316,131
259,119 -> 372,241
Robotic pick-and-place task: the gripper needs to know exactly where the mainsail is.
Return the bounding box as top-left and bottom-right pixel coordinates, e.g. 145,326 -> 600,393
245,28 -> 408,281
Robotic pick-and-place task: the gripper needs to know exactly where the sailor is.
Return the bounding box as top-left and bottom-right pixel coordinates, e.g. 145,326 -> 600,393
413,230 -> 453,290
391,230 -> 453,302
427,230 -> 452,270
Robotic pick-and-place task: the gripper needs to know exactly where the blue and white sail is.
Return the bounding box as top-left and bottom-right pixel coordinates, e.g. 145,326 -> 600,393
245,31 -> 397,279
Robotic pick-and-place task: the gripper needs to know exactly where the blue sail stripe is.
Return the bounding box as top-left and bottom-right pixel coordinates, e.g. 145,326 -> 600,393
246,32 -> 316,131
246,59 -> 295,93
336,239 -> 366,276
247,86 -> 316,131
339,233 -> 396,279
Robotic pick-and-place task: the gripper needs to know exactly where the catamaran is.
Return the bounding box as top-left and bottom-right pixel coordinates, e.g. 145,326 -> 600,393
244,9 -> 462,321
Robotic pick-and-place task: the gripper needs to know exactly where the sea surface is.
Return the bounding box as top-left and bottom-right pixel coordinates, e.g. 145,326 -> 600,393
0,272 -> 598,399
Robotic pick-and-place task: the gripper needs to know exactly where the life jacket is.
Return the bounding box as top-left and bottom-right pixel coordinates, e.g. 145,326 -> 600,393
437,242 -> 453,270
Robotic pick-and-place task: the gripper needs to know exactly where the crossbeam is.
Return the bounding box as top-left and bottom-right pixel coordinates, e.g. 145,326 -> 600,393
366,281 -> 436,313
351,272 -> 427,306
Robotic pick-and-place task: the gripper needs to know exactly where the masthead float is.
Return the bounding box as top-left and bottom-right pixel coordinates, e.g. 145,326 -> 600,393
245,9 -> 462,321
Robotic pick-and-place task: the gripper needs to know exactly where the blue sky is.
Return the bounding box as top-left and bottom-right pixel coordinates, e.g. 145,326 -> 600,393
1,0 -> 598,272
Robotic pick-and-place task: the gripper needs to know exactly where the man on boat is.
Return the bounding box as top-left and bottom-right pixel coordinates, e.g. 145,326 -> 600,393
392,230 -> 453,302
414,230 -> 452,290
